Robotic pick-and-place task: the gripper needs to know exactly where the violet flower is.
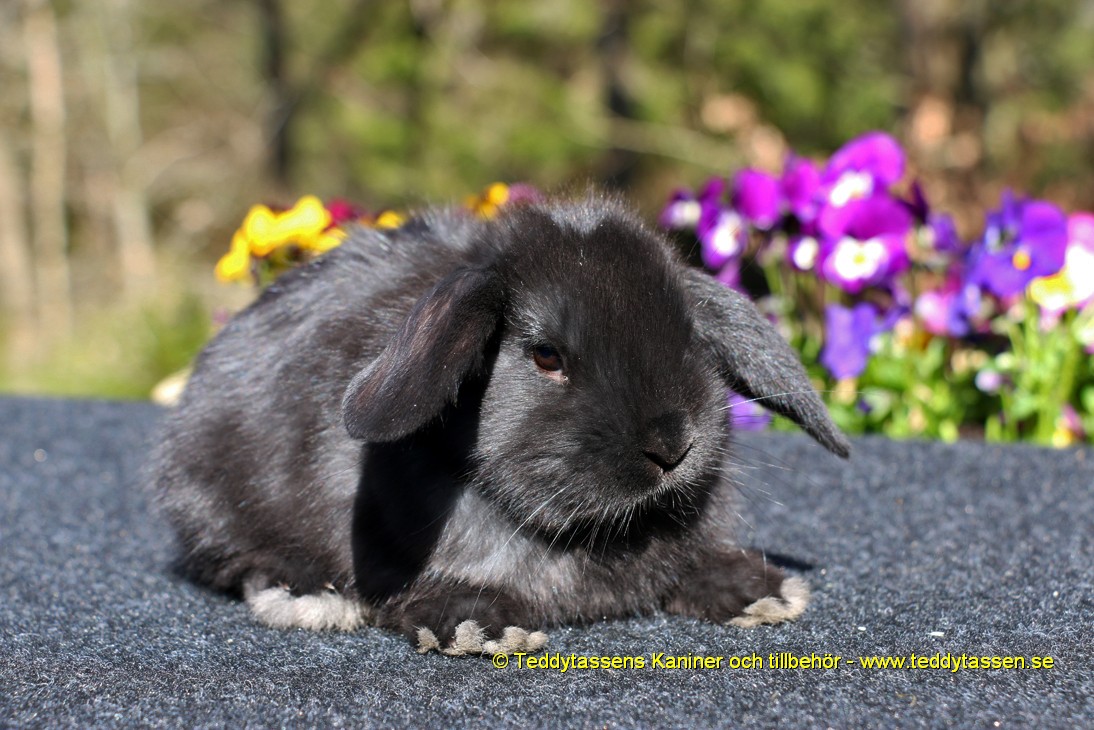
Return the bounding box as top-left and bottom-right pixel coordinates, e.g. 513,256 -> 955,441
821,302 -> 879,379
713,258 -> 742,291
905,181 -> 962,257
781,155 -> 821,223
732,169 -> 782,230
698,177 -> 729,205
966,191 -> 1068,298
915,272 -> 984,339
727,389 -> 773,431
1028,212 -> 1094,315
928,213 -> 961,255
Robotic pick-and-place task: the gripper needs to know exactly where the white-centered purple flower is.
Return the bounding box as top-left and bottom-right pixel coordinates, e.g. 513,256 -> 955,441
788,234 -> 821,271
817,195 -> 911,294
659,189 -> 702,230
819,131 -> 905,211
698,204 -> 747,271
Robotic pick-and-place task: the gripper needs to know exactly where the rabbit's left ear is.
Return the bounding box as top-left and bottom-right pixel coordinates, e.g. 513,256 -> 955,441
683,267 -> 850,458
342,267 -> 504,442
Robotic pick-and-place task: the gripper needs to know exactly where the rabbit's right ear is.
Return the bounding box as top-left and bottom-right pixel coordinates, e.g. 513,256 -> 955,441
683,266 -> 851,458
342,267 -> 504,442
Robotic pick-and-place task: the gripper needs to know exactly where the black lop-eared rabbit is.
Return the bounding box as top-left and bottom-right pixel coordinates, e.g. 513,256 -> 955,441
152,194 -> 849,656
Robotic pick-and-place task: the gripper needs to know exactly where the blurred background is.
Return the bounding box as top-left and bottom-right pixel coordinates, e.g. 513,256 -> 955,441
2,0 -> 1093,399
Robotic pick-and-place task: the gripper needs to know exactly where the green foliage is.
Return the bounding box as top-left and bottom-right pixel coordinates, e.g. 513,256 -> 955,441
3,0 -> 1094,402
0,294 -> 210,400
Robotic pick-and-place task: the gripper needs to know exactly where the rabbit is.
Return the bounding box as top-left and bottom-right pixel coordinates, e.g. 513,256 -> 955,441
151,192 -> 849,656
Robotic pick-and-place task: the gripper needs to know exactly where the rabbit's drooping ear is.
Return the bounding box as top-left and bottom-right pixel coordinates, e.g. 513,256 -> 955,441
342,267 -> 504,442
683,267 -> 851,458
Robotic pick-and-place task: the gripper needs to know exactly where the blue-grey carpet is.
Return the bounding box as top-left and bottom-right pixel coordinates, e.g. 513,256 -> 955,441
1,397 -> 1090,728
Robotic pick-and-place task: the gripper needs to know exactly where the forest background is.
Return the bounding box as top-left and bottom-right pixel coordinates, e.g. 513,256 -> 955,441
2,0 -> 1093,399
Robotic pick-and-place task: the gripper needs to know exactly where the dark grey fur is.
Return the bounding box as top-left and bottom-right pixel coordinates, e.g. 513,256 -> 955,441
151,194 -> 849,648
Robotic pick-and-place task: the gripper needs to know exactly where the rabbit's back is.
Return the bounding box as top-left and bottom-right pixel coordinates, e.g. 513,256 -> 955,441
151,210 -> 480,593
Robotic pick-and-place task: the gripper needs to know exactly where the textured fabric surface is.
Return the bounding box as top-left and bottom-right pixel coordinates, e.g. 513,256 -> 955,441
1,397 -> 1090,728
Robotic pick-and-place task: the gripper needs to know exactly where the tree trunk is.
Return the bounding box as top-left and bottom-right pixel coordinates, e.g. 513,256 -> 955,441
24,0 -> 72,338
0,137 -> 37,366
94,0 -> 157,298
257,0 -> 293,190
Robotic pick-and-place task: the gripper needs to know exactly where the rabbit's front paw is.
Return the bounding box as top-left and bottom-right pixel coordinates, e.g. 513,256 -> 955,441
665,548 -> 810,626
415,620 -> 548,656
383,580 -> 546,656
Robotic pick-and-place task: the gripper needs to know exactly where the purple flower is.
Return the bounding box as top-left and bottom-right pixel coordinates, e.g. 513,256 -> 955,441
713,258 -> 742,291
727,389 -> 773,431
660,189 -> 701,230
697,170 -> 785,270
732,169 -> 781,230
928,213 -> 961,255
820,131 -> 905,209
781,155 -> 821,223
698,177 -> 729,205
1028,212 -> 1094,315
697,204 -> 747,270
906,181 -> 931,224
788,233 -> 821,272
821,302 -> 879,379
505,183 -> 543,205
905,181 -> 962,256
916,278 -> 959,337
915,277 -> 965,337
915,273 -> 984,338
966,191 -> 1068,297
817,195 -> 912,294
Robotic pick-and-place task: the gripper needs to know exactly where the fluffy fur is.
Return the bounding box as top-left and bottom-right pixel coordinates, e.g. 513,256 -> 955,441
151,194 -> 849,655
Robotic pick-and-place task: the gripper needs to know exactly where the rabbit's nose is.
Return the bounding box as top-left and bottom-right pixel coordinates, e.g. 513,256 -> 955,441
641,410 -> 694,472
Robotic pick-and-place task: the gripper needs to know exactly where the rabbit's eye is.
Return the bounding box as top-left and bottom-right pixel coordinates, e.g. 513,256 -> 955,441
532,344 -> 564,374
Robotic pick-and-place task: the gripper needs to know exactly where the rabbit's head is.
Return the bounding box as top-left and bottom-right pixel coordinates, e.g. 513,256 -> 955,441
343,197 -> 848,536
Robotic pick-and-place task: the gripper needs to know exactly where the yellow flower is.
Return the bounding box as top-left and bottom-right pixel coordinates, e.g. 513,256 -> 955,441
215,231 -> 253,283
1052,422 -> 1076,448
467,182 -> 510,219
302,227 -> 347,253
485,182 -> 510,206
242,195 -> 332,257
374,210 -> 406,229
240,204 -> 278,256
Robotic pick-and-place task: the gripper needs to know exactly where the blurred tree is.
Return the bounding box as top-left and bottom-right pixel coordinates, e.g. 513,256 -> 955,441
1,0 -> 1092,397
